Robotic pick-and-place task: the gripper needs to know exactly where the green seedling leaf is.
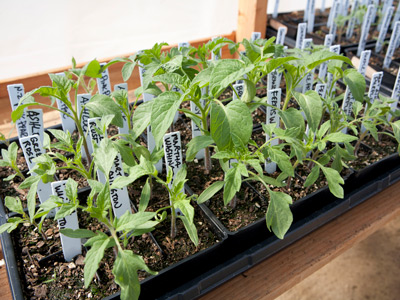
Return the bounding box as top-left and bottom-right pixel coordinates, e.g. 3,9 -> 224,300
186,135 -> 214,161
305,51 -> 352,70
83,59 -> 102,78
131,100 -> 152,140
115,211 -> 158,232
241,79 -> 256,103
344,68 -> 366,102
65,178 -> 78,203
266,190 -> 293,239
223,165 -> 242,206
110,164 -> 150,189
210,59 -> 254,96
151,91 -> 182,148
5,196 -> 24,215
293,90 -> 322,132
86,94 -> 124,127
325,132 -> 358,143
178,214 -> 199,246
139,178 -> 151,212
113,250 -> 156,300
320,166 -> 344,198
263,56 -> 298,74
55,203 -> 78,220
191,67 -> 213,88
60,228 -> 96,239
122,61 -> 137,81
84,234 -> 112,288
268,147 -> 294,177
153,73 -> 188,90
304,165 -> 320,187
279,108 -> 305,136
197,181 -> 225,204
93,138 -> 118,176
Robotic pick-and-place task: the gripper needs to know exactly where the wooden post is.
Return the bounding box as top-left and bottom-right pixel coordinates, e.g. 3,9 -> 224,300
237,0 -> 268,43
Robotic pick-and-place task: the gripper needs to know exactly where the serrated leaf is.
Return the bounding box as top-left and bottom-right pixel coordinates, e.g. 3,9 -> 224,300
60,228 -> 96,239
210,60 -> 254,96
320,166 -> 344,198
223,165 -> 242,205
139,178 -> 151,212
177,214 -> 199,246
131,100 -> 152,140
84,234 -> 111,288
5,196 -> 24,215
265,190 -> 293,239
86,94 -> 124,127
293,90 -> 322,132
113,250 -> 156,300
304,165 -> 320,187
344,68 -> 366,102
150,91 -> 182,148
197,181 -> 224,204
325,132 -> 358,143
186,135 -> 214,161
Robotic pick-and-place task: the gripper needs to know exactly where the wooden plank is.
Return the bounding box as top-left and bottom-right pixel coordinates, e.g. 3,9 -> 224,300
237,0 -> 268,42
0,32 -> 236,139
200,181 -> 400,300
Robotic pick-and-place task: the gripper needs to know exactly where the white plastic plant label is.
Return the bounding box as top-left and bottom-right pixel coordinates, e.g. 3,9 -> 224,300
303,69 -> 314,93
178,42 -> 190,49
251,32 -> 261,41
321,0 -> 326,12
388,71 -> 400,120
163,132 -> 184,208
329,0 -> 341,40
295,23 -> 307,49
87,117 -> 106,183
7,84 -> 28,139
342,0 -> 350,16
307,0 -> 316,33
265,88 -> 281,173
54,72 -> 76,134
88,118 -> 131,219
368,72 -> 383,102
315,84 -> 327,98
276,27 -> 287,45
273,0 -> 279,18
302,38 -> 313,51
304,0 -> 311,22
327,73 -> 335,98
19,135 -> 53,211
77,94 -> 93,159
346,0 -> 359,40
358,50 -> 371,77
376,6 -> 395,53
97,63 -> 112,96
392,3 -> 400,29
114,83 -> 130,136
26,109 -> 44,145
342,88 -> 356,117
383,21 -> 400,69
379,0 -> 394,30
327,0 -> 340,28
51,181 -> 82,262
357,5 -> 376,56
232,83 -> 245,100
190,99 -> 206,160
268,70 -> 282,90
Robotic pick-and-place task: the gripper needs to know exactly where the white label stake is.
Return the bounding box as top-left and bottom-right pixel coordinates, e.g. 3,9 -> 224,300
190,97 -> 206,160
7,84 -> 28,139
388,71 -> 400,120
307,0 -> 316,33
265,89 -> 281,173
376,7 -> 394,53
163,132 -> 184,214
273,0 -> 280,18
97,63 -> 112,96
276,27 -> 287,45
77,94 -> 93,159
88,118 -> 131,219
295,23 -> 307,49
26,109 -> 44,145
51,181 -> 82,262
19,135 -> 54,215
357,5 -> 376,56
383,21 -> 400,69
268,70 -> 282,90
346,0 -> 359,40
